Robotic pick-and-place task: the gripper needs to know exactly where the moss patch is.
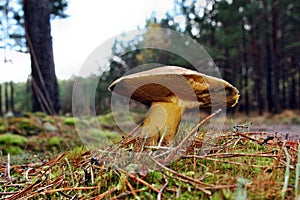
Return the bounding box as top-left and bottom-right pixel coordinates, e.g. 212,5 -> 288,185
0,133 -> 28,155
0,133 -> 28,146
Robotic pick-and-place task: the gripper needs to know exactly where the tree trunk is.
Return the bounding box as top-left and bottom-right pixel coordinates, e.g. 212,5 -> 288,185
298,55 -> 300,110
23,0 -> 60,115
289,53 -> 296,109
5,82 -> 9,113
242,21 -> 249,116
0,84 -> 2,116
249,15 -> 263,115
210,0 -> 216,46
271,0 -> 281,113
252,46 -> 263,115
264,1 -> 273,113
10,81 -> 15,113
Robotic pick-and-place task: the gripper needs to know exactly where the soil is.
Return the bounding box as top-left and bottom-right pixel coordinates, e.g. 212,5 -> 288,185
249,124 -> 300,139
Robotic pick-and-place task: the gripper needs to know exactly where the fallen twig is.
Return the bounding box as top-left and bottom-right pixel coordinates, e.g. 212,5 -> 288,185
149,156 -> 212,195
234,132 -> 260,142
7,153 -> 11,182
118,168 -> 160,193
125,178 -> 139,199
44,186 -> 99,194
157,174 -> 168,200
281,147 -> 290,199
90,186 -> 118,200
188,156 -> 271,169
184,153 -> 278,159
166,109 -> 222,161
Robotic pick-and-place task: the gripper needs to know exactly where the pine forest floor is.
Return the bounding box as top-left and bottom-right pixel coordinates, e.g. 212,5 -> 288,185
0,110 -> 300,199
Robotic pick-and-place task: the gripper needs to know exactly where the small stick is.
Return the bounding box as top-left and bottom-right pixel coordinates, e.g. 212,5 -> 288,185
198,156 -> 271,168
7,153 -> 11,181
39,153 -> 66,178
120,122 -> 142,145
7,178 -> 43,200
0,191 -> 18,195
44,186 -> 99,194
109,189 -> 145,200
64,157 -> 75,186
157,127 -> 168,147
281,147 -> 290,199
149,156 -> 212,195
7,153 -> 66,200
232,137 -> 241,149
166,109 -> 222,161
125,178 -> 139,199
266,136 -> 288,173
157,174 -> 168,200
184,153 -> 278,159
235,132 -> 259,142
89,161 -> 95,185
91,186 -> 118,200
295,143 -> 300,198
118,168 -> 160,193
100,122 -> 142,155
25,168 -> 33,182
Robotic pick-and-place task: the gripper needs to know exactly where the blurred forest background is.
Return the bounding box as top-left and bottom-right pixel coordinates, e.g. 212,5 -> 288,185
0,0 -> 299,116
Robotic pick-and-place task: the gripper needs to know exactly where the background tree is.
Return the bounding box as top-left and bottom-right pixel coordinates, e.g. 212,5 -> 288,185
24,0 -> 59,114
0,84 -> 2,116
98,0 -> 300,115
4,82 -> 9,113
10,81 -> 14,113
1,0 -> 299,115
0,0 -> 68,115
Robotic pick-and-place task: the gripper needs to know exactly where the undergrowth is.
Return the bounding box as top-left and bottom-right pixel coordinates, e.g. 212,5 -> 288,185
0,113 -> 299,199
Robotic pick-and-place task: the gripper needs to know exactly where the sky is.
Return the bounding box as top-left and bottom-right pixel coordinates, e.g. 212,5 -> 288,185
0,0 -> 174,83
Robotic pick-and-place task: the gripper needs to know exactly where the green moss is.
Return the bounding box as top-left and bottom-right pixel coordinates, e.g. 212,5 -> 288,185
97,112 -> 114,124
85,129 -> 122,144
0,124 -> 6,132
44,116 -> 56,124
43,122 -> 58,132
4,146 -> 23,155
12,118 -> 43,135
33,112 -> 47,118
63,117 -> 76,125
0,133 -> 28,146
63,117 -> 89,127
66,146 -> 87,160
48,136 -> 63,147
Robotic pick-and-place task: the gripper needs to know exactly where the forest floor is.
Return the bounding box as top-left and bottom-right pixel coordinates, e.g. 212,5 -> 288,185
227,109 -> 300,139
0,110 -> 299,199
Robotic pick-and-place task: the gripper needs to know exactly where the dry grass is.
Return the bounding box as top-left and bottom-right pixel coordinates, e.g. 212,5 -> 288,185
0,111 -> 299,199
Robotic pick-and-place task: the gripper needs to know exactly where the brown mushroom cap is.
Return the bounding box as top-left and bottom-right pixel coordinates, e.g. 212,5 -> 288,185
109,66 -> 239,109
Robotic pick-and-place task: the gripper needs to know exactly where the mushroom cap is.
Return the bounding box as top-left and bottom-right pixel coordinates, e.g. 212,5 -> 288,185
109,66 -> 239,109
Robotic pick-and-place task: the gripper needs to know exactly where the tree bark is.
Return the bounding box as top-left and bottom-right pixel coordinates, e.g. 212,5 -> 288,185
10,81 -> 15,113
23,0 -> 60,115
263,1 -> 273,113
249,14 -> 263,115
242,20 -> 249,116
5,82 -> 9,113
0,84 -> 2,116
271,0 -> 281,113
298,55 -> 300,110
289,53 -> 296,109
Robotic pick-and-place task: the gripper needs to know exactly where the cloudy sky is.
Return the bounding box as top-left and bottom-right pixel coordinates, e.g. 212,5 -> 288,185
0,0 -> 174,83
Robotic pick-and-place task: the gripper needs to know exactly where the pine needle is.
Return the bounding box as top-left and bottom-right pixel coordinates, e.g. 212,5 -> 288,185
281,147 -> 290,200
295,144 -> 300,198
64,157 -> 75,186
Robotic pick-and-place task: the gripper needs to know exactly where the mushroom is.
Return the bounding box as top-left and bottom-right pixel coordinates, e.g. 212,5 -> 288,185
108,66 -> 239,151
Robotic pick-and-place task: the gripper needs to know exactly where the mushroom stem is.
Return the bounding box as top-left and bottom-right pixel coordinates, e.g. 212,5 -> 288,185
134,97 -> 184,152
